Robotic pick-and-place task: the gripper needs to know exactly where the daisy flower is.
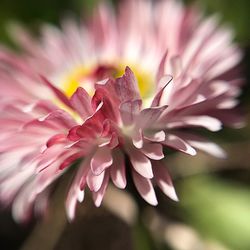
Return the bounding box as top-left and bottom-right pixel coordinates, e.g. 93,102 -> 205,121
0,0 -> 244,221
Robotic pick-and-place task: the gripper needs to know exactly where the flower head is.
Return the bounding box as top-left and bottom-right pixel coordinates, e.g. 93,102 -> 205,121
0,0 -> 244,222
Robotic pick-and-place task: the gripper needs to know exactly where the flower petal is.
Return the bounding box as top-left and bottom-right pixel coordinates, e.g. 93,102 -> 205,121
128,148 -> 153,179
86,170 -> 105,192
137,105 -> 168,129
153,161 -> 178,201
151,75 -> 173,107
39,75 -> 72,109
132,128 -> 143,149
66,160 -> 89,221
162,134 -> 197,156
144,130 -> 166,142
156,50 -> 168,82
91,147 -> 113,175
115,67 -> 141,102
167,115 -> 222,132
120,99 -> 142,126
110,150 -> 126,189
174,132 -> 226,158
132,170 -> 158,206
141,143 -> 164,160
70,87 -> 92,119
92,171 -> 109,207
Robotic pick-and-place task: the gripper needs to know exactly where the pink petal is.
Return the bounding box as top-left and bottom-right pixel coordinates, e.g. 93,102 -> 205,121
66,189 -> 85,222
189,140 -> 226,158
115,67 -> 141,103
162,134 -> 197,156
92,88 -> 119,122
156,50 -> 168,82
141,143 -> 164,160
153,161 -> 178,201
128,148 -> 153,178
76,102 -> 104,139
174,132 -> 226,158
144,130 -> 166,142
170,56 -> 183,77
59,152 -> 83,170
86,170 -> 105,192
137,105 -> 168,129
110,150 -> 126,189
66,160 -> 89,221
120,99 -> 142,126
70,87 -> 92,120
132,170 -> 158,206
67,125 -> 81,141
167,115 -> 222,132
39,75 -> 72,109
37,109 -> 77,129
132,128 -> 143,149
46,134 -> 66,147
151,75 -> 173,107
91,147 -> 113,175
99,131 -> 119,149
12,183 -> 36,222
92,171 -> 109,207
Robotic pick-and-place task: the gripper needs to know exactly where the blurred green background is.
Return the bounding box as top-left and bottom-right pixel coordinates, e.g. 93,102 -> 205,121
0,0 -> 249,250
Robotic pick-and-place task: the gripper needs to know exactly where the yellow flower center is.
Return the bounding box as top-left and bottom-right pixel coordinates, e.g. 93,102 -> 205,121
61,62 -> 155,100
62,64 -> 95,97
56,62 -> 155,123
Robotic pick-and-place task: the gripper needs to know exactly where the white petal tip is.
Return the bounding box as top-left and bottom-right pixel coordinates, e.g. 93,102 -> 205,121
147,173 -> 154,179
152,200 -> 158,206
147,198 -> 158,206
189,148 -> 197,156
77,190 -> 84,203
116,182 -> 127,189
133,140 -> 143,149
94,201 -> 102,207
66,209 -> 75,222
170,192 -> 179,202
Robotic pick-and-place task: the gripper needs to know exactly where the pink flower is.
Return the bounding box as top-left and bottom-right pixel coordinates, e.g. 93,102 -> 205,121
0,0 -> 244,221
